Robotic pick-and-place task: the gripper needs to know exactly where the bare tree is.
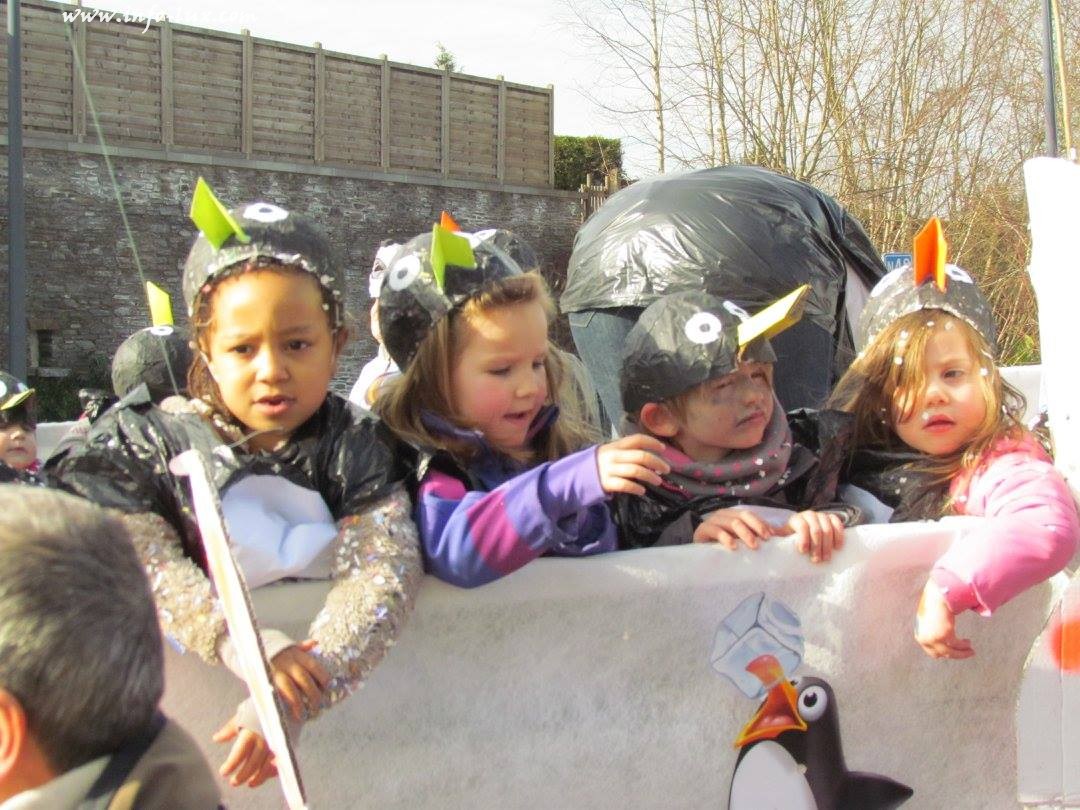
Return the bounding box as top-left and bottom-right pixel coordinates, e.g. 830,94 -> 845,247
563,0 -> 681,171
563,0 -> 1059,361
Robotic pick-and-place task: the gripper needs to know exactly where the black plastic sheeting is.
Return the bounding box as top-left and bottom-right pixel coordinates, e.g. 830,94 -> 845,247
856,263 -> 997,352
561,166 -> 887,410
378,229 -> 530,369
561,165 -> 886,333
52,390 -> 407,569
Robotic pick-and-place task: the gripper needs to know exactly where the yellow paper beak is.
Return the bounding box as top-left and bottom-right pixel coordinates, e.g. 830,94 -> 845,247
736,284 -> 811,348
1,389 -> 34,410
146,281 -> 174,327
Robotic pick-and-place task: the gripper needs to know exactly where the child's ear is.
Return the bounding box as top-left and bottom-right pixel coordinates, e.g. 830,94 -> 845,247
639,402 -> 679,438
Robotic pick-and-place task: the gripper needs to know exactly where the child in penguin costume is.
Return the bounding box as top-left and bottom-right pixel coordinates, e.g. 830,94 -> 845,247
0,371 -> 45,485
613,289 -> 857,556
53,179 -> 423,786
830,218 -> 1079,659
373,219 -> 666,588
46,325 -> 193,464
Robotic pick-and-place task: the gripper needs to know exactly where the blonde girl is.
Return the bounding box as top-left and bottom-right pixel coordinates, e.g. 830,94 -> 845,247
375,226 -> 669,588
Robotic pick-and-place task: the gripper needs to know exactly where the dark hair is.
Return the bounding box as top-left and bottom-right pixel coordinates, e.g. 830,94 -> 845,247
0,487 -> 163,772
0,402 -> 35,430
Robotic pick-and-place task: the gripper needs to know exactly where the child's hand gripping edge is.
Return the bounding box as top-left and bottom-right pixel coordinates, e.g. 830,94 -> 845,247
775,510 -> 846,564
214,639 -> 329,787
693,508 -> 780,550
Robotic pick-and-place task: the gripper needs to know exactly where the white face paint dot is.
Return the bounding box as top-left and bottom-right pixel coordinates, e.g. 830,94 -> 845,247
387,254 -> 422,291
684,312 -> 724,345
894,357 -> 903,365
899,330 -> 909,340
944,320 -> 954,330
242,202 -> 289,223
926,320 -> 935,328
980,367 -> 989,376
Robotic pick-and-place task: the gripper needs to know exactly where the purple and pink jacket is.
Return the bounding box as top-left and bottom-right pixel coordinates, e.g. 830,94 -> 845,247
414,410 -> 617,588
932,434 -> 1080,615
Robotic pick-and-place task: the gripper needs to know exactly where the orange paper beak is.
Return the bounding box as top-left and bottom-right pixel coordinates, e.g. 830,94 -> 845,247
440,210 -> 461,232
734,654 -> 806,748
913,217 -> 948,292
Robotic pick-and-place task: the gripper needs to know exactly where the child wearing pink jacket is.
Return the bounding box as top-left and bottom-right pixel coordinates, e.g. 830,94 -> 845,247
830,232 -> 1078,660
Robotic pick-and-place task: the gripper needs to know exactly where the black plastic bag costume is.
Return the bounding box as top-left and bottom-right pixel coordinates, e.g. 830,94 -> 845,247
561,165 -> 887,409
615,409 -> 856,548
53,386 -> 406,568
111,325 -> 194,401
51,186 -> 423,718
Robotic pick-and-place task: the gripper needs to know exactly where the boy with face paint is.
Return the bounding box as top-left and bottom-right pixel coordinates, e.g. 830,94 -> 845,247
614,291 -> 855,559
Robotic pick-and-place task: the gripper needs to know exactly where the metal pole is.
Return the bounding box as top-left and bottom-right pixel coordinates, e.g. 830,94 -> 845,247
6,0 -> 26,378
1042,0 -> 1060,158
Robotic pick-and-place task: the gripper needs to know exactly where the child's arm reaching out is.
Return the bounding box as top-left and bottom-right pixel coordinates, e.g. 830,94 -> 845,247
916,442 -> 1079,658
214,484 -> 423,786
306,483 -> 423,705
931,447 -> 1078,615
420,435 -> 669,588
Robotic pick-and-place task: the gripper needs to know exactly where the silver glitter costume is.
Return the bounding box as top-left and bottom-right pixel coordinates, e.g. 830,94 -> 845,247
118,483 -> 422,708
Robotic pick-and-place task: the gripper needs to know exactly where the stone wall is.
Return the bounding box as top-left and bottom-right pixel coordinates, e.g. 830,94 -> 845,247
0,144 -> 581,400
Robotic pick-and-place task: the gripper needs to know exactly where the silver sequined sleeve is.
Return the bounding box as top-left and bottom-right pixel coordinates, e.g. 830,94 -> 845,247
117,510 -> 226,665
308,483 -> 423,708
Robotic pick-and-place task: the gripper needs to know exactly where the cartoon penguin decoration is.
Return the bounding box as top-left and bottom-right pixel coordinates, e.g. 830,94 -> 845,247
729,655 -> 913,810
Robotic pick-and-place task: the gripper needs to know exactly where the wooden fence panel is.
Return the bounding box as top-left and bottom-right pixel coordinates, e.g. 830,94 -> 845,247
85,22 -> 161,146
22,3 -> 70,135
0,0 -> 556,188
323,55 -> 381,167
251,41 -> 314,162
388,66 -> 441,174
448,76 -> 497,182
171,31 -> 242,154
503,88 -> 550,186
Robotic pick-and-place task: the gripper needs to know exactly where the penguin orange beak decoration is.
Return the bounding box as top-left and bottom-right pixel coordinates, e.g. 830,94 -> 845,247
734,654 -> 807,748
912,217 -> 948,292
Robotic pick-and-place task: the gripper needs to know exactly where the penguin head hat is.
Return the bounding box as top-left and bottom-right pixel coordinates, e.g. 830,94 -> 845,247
377,216 -> 536,369
182,177 -> 345,331
369,239 -> 403,300
111,325 -> 194,402
619,285 -> 810,417
0,372 -> 35,428
856,217 -> 996,353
